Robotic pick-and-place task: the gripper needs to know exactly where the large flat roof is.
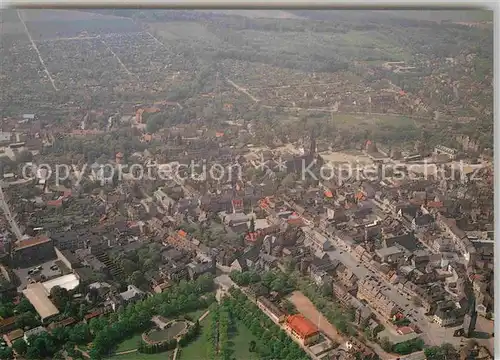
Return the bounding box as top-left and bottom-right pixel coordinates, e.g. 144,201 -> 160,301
42,274 -> 80,292
22,283 -> 59,320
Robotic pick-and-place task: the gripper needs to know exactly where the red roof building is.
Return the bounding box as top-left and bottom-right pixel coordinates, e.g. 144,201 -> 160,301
285,314 -> 320,345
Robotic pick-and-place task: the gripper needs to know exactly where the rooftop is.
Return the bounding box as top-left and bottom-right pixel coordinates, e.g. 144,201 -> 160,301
14,236 -> 51,250
286,314 -> 319,338
22,283 -> 60,320
42,274 -> 80,292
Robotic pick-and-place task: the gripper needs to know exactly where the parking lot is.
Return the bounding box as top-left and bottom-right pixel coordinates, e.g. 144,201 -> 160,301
14,260 -> 64,291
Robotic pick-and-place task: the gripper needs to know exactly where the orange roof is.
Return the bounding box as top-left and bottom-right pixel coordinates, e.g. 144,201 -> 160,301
324,190 -> 333,198
178,230 -> 187,238
15,236 -> 51,250
427,201 -> 443,208
215,132 -> 225,138
47,199 -> 63,207
286,314 -> 319,339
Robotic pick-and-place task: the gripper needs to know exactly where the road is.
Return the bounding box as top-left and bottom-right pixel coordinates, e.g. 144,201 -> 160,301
17,9 -> 59,91
0,184 -> 24,241
226,78 -> 260,103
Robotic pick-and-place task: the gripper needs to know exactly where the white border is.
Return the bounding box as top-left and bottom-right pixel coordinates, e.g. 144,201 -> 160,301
0,0 -> 497,8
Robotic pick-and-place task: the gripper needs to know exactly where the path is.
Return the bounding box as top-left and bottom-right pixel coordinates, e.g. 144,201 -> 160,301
74,345 -> 90,358
99,37 -> 133,76
198,310 -> 210,322
17,9 -> 59,91
172,346 -> 180,360
114,349 -> 138,356
226,78 -> 260,103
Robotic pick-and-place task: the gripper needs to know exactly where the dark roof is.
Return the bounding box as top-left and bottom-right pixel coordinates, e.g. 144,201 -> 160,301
414,214 -> 434,226
384,233 -> 418,251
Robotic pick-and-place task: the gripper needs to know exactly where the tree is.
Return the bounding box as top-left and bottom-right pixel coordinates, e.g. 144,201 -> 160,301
249,340 -> 257,352
13,338 -> 28,355
69,323 -> 92,345
50,286 -> 71,310
15,311 -> 40,329
0,347 -> 13,360
128,271 -> 146,288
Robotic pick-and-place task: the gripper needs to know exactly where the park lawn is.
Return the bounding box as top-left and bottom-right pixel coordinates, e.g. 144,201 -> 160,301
114,333 -> 143,353
229,319 -> 260,360
177,322 -> 210,360
110,350 -> 174,359
178,316 -> 260,360
184,308 -> 208,322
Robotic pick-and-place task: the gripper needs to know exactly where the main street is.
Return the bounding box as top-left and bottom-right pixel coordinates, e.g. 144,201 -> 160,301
325,235 -> 462,347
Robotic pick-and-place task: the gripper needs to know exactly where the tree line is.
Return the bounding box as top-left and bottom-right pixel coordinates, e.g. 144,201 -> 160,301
224,288 -> 309,360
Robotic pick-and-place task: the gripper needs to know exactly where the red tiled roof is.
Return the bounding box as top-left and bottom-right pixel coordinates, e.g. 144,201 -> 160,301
15,236 -> 50,250
178,230 -> 187,238
286,314 -> 319,339
47,199 -> 63,207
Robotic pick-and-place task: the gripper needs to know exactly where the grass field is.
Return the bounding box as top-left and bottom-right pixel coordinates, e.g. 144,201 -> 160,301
115,333 -> 143,353
178,314 -> 259,360
184,308 -> 209,321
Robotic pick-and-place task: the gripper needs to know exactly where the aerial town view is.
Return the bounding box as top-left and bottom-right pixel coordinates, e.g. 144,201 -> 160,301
0,7 -> 494,360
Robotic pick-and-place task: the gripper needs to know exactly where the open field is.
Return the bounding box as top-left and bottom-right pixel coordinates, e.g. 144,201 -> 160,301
115,333 -> 143,353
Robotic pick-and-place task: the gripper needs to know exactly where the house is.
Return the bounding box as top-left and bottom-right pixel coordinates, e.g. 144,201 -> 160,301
257,296 -> 286,323
376,246 -> 405,264
285,314 -> 320,346
23,326 -> 47,344
433,302 -> 461,327
0,316 -> 17,334
111,285 -> 146,311
303,228 -> 332,251
358,276 -> 400,319
187,259 -> 216,280
412,213 -> 435,232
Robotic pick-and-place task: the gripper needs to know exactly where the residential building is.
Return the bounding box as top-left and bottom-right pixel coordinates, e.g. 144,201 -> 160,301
358,276 -> 400,319
375,246 -> 405,264
257,296 -> 286,323
285,314 -> 320,346
0,316 -> 17,334
12,236 -> 55,267
23,326 -> 47,344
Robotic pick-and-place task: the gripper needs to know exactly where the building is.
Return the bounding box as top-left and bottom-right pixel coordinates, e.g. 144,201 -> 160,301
434,145 -> 457,159
0,316 -> 17,334
358,276 -> 400,319
303,228 -> 333,251
23,326 -> 47,344
375,246 -> 405,264
463,295 -> 478,338
21,275 -> 80,322
285,314 -> 320,346
257,296 -> 286,323
433,303 -> 460,327
12,236 -> 55,267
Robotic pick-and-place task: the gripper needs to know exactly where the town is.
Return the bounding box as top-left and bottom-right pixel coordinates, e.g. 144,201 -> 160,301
0,7 -> 494,360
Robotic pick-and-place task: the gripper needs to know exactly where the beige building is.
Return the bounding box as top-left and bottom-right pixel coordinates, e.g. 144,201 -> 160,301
357,276 -> 400,319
